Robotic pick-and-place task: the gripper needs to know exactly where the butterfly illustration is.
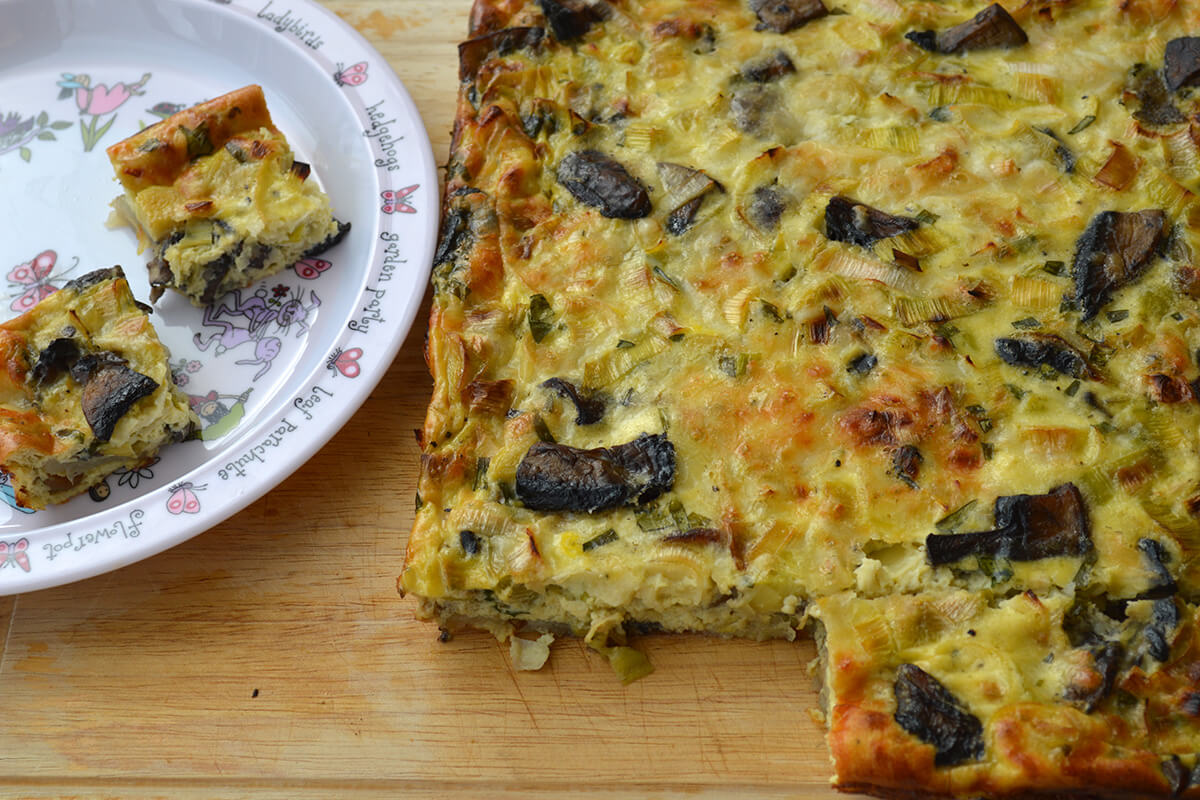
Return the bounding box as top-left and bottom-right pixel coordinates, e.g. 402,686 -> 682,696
0,538 -> 31,572
292,257 -> 332,280
327,346 -> 362,378
381,185 -> 419,214
334,61 -> 368,87
167,482 -> 206,515
8,250 -> 67,313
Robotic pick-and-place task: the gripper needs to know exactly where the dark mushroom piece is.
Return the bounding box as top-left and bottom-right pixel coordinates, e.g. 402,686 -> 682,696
556,150 -> 652,219
749,0 -> 828,33
994,334 -> 1092,379
1140,597 -> 1180,663
458,26 -> 546,81
538,0 -> 604,42
824,196 -> 919,248
1072,209 -> 1167,321
515,432 -> 675,512
68,352 -> 159,443
1066,641 -> 1123,713
657,162 -> 723,236
747,185 -> 787,231
1164,37 -> 1200,92
1138,537 -> 1178,599
729,84 -> 779,136
301,220 -> 351,259
1126,64 -> 1186,126
741,50 -> 797,83
906,3 -> 1027,54
926,483 -> 1091,565
893,663 -> 985,767
541,377 -> 606,425
31,337 -> 81,386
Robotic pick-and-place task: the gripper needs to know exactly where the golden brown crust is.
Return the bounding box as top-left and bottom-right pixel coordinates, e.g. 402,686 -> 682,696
106,84 -> 275,193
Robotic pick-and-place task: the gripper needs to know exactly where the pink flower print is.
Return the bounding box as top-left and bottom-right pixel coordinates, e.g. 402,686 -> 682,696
58,72 -> 151,151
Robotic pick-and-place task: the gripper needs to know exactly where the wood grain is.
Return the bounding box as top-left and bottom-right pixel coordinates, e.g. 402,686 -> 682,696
0,2 -> 853,797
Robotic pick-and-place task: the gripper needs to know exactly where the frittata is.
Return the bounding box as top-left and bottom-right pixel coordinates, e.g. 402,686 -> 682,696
403,0 -> 1200,796
106,85 -> 348,306
0,267 -> 198,509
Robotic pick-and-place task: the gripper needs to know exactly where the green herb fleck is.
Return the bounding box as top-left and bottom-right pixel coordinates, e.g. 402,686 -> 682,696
616,339 -> 635,349
1068,115 -> 1096,135
473,457 -> 490,491
652,265 -> 681,292
533,416 -> 556,443
914,208 -> 940,225
529,294 -> 554,343
719,352 -> 750,378
935,500 -> 978,533
1042,260 -> 1065,276
1106,309 -> 1129,323
180,122 -> 214,159
1012,316 -> 1041,330
759,301 -> 784,322
929,106 -> 952,122
1065,379 -> 1081,397
981,442 -> 994,460
582,529 -> 619,552
1005,383 -> 1026,400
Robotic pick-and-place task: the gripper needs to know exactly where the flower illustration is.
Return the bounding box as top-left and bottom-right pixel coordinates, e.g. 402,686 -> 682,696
272,284 -> 289,299
186,360 -> 202,373
0,110 -> 71,163
57,72 -> 152,152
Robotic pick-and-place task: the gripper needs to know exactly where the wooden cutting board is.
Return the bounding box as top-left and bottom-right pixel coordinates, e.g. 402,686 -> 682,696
0,2 -> 852,797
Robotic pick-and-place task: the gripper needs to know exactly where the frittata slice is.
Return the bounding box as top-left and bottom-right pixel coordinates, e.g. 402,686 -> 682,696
0,267 -> 198,509
106,85 -> 348,306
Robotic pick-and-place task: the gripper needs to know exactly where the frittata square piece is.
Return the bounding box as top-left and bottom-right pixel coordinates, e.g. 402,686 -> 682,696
106,85 -> 348,306
0,267 -> 198,509
814,589 -> 1200,799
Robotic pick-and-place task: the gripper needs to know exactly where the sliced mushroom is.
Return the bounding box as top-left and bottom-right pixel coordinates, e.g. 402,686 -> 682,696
458,26 -> 546,81
515,433 -> 675,512
657,162 -> 723,235
301,220 -> 351,259
747,185 -> 787,231
541,377 -> 606,424
749,0 -> 828,33
906,3 -> 1027,54
893,663 -> 984,767
1138,537 -> 1178,598
538,0 -> 604,42
62,266 -> 126,293
741,50 -> 796,83
69,352 -> 159,443
1072,209 -> 1166,321
557,150 -> 652,219
1140,597 -> 1180,663
994,334 -> 1092,379
926,483 -> 1091,565
824,196 -> 919,248
1066,641 -> 1123,713
31,337 -> 81,386
1126,64 -> 1186,126
729,84 -> 780,136
1164,37 -> 1200,92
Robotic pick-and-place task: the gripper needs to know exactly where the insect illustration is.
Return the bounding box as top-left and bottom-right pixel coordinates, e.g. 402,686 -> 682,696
381,185 -> 419,214
333,61 -> 368,87
7,249 -> 72,313
292,257 -> 332,280
167,482 -> 206,515
327,346 -> 363,378
0,538 -> 31,572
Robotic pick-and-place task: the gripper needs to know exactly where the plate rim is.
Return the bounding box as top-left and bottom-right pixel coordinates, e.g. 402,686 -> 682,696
0,0 -> 438,594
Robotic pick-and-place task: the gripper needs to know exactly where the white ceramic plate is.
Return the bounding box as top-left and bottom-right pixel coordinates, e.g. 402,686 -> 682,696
0,0 -> 438,592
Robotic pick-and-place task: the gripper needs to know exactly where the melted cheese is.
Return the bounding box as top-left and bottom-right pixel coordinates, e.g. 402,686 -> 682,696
406,0 -> 1200,793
